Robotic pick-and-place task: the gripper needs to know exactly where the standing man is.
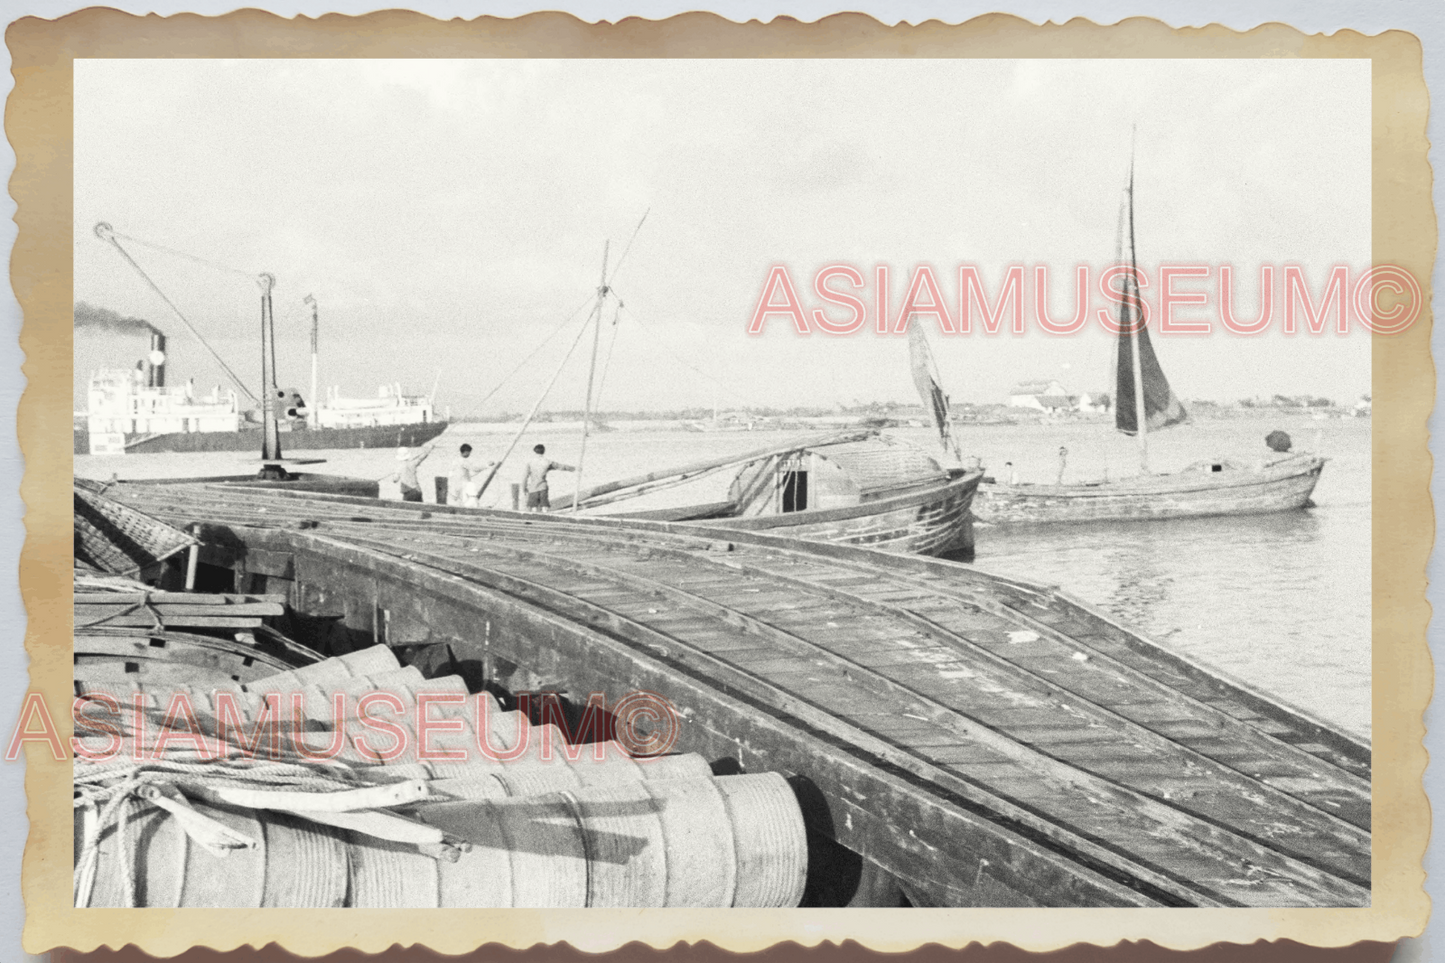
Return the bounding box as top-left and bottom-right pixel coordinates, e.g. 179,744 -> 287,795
453,443 -> 495,508
523,443 -> 575,512
1055,446 -> 1069,486
393,443 -> 435,503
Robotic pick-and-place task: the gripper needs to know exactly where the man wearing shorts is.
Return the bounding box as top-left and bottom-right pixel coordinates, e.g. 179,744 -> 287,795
393,443 -> 435,502
523,443 -> 575,512
452,443 -> 495,507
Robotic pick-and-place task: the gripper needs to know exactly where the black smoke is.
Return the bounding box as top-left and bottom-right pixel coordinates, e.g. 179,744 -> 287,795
74,301 -> 160,336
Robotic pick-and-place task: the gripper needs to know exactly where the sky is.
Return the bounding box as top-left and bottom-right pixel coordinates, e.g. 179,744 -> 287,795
73,58 -> 1373,415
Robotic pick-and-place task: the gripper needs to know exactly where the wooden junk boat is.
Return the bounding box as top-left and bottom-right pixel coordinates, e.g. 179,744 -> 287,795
89,478 -> 1371,908
556,430 -> 982,557
971,163 -> 1325,526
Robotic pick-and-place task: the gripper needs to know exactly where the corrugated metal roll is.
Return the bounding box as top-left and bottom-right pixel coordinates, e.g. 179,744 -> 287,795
286,656 -> 353,690
176,801 -> 266,907
571,780 -> 670,907
716,772 -> 808,908
334,645 -> 402,677
412,773 -> 806,907
83,802 -> 186,908
646,774 -> 737,907
347,835 -> 440,908
257,809 -> 348,908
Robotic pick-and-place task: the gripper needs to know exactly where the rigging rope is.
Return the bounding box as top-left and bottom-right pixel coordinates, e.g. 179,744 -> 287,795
472,291 -> 599,410
94,224 -> 261,406
106,229 -> 260,282
617,304 -> 754,409
473,306 -> 599,500
73,756 -> 371,908
604,208 -> 650,290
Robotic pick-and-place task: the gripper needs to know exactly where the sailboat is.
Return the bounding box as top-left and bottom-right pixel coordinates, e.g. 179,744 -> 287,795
971,166 -> 1326,526
456,232 -> 982,557
542,313 -> 982,556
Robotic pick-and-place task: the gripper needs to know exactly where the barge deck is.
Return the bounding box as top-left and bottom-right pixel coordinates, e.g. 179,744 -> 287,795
99,481 -> 1371,908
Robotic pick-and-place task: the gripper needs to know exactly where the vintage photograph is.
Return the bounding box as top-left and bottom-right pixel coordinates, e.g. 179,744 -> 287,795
70,57 -> 1374,909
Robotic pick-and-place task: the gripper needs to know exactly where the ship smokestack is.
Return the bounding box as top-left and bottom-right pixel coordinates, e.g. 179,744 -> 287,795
147,332 -> 166,388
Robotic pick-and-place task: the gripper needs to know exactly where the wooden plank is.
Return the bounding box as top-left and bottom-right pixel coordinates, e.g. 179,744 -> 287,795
73,602 -> 285,618
73,592 -> 288,606
74,614 -> 264,629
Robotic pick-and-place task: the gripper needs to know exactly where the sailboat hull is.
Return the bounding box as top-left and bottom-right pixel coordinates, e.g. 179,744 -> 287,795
972,454 -> 1326,525
665,469 -> 983,556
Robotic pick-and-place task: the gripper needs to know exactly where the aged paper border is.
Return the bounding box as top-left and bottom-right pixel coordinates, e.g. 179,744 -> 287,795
9,9 -> 1434,957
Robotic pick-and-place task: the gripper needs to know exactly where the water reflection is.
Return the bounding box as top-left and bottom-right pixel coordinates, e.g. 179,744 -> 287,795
971,504 -> 1368,739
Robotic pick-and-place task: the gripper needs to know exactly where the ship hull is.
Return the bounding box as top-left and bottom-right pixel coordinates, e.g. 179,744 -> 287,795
627,469 -> 983,557
75,420 -> 450,455
972,454 -> 1326,525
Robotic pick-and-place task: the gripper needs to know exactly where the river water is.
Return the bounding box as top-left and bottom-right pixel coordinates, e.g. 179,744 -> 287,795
76,411 -> 1371,739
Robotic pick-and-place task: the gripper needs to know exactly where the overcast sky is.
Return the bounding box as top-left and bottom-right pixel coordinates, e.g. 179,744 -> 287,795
73,58 -> 1371,414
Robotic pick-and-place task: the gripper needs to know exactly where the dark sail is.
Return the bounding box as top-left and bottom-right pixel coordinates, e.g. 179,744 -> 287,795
1115,296 -> 1188,434
1114,174 -> 1187,437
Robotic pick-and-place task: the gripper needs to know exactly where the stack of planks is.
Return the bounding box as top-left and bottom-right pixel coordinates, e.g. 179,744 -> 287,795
75,590 -> 286,631
74,579 -> 321,687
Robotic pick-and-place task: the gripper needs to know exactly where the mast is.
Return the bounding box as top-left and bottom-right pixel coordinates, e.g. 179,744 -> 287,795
1126,162 -> 1149,475
473,305 -> 596,502
258,273 -> 283,465
304,294 -> 319,427
572,242 -> 611,514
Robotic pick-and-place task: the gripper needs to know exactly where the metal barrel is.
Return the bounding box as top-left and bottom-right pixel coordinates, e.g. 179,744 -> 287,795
413,772 -> 806,908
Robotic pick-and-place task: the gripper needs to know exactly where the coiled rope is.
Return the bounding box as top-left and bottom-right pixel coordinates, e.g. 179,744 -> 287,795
73,757 -> 369,907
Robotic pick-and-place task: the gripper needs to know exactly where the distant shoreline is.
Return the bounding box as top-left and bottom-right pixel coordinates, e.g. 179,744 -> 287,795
441,408 -> 1368,435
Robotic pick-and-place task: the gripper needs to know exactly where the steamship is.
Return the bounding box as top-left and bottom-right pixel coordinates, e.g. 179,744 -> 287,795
75,332 -> 449,455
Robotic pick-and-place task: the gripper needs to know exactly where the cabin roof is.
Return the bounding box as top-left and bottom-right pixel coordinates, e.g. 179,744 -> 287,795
808,438 -> 946,490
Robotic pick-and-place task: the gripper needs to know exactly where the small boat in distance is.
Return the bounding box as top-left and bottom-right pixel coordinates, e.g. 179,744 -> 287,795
972,160 -> 1325,525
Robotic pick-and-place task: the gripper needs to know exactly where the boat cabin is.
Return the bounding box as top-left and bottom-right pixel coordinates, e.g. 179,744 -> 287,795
728,437 -> 951,517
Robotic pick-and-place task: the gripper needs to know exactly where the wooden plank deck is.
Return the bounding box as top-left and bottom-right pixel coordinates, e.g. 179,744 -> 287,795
97,481 -> 1371,909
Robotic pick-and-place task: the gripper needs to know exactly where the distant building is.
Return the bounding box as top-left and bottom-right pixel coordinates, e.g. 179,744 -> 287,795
1008,380 -> 1070,410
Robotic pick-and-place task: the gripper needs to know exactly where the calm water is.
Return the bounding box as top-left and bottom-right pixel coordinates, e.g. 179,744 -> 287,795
77,412 -> 1371,739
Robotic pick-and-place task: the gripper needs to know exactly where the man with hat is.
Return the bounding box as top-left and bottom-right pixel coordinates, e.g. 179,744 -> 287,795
393,443 -> 436,502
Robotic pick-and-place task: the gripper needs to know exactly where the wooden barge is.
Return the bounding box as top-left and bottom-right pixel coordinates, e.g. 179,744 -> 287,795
558,432 -> 982,557
972,454 -> 1327,526
98,480 -> 1371,908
